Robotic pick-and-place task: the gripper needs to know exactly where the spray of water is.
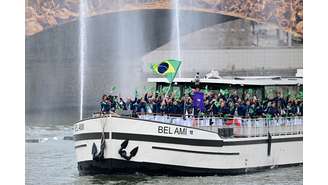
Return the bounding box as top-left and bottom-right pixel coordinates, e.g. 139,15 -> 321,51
79,0 -> 87,120
173,0 -> 182,77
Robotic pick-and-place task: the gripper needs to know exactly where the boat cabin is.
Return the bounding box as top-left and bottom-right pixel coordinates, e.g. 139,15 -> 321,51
147,76 -> 303,100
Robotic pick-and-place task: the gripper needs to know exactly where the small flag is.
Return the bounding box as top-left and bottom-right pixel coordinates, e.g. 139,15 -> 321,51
185,86 -> 192,95
214,100 -> 220,107
173,88 -> 181,98
135,89 -> 138,98
111,86 -> 117,92
204,85 -> 209,94
193,91 -> 204,112
151,59 -> 181,83
220,89 -> 229,96
161,86 -> 170,95
297,91 -> 303,100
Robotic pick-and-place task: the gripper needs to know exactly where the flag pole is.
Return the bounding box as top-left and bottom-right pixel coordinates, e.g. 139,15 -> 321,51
164,82 -> 172,98
161,81 -> 172,110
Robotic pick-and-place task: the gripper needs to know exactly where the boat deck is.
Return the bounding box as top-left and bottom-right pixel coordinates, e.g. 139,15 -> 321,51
92,113 -> 303,138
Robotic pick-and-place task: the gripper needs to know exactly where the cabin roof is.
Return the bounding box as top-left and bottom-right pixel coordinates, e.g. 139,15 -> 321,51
147,76 -> 303,86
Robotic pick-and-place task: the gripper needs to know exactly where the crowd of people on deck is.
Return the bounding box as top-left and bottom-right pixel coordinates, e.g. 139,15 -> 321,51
100,88 -> 303,119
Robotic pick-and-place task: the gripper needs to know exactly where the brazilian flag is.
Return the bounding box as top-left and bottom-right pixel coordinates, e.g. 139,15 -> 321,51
151,59 -> 181,83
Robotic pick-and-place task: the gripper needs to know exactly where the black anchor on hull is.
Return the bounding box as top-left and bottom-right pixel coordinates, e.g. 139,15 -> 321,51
118,140 -> 139,161
91,132 -> 106,161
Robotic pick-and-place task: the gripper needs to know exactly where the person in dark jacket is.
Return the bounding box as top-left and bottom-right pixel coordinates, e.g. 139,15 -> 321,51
218,101 -> 229,117
153,97 -> 162,114
118,97 -> 127,110
273,92 -> 286,109
237,102 -> 247,117
266,102 -> 280,117
136,97 -> 147,113
255,102 -> 265,117
227,101 -> 236,117
100,94 -> 110,113
126,97 -> 137,112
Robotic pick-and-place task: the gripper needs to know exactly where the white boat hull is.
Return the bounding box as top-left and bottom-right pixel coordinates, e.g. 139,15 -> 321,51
73,116 -> 303,175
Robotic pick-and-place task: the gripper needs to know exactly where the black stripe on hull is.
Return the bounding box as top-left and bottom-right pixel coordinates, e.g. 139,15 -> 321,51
112,132 -> 223,147
74,132 -> 109,141
74,144 -> 87,149
224,136 -> 303,146
152,146 -> 239,155
74,132 -> 302,147
77,158 -> 302,176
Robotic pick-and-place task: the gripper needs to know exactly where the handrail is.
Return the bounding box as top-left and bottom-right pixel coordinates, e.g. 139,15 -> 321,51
92,112 -> 303,138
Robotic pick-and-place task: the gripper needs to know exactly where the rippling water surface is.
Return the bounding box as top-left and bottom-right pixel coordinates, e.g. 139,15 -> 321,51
26,125 -> 303,185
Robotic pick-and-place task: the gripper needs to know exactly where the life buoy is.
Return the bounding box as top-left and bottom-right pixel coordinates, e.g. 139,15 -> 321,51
226,118 -> 241,126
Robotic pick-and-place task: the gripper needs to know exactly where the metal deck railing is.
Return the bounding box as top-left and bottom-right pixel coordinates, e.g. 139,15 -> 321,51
93,112 -> 303,138
138,114 -> 303,138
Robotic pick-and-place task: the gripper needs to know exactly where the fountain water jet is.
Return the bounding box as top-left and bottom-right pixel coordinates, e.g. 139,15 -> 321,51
173,0 -> 182,77
79,0 -> 87,120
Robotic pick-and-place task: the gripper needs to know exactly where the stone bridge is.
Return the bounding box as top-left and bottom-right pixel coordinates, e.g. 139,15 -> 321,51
26,0 -> 302,37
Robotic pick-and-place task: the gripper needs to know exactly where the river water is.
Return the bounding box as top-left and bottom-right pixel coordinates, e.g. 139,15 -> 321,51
25,125 -> 302,185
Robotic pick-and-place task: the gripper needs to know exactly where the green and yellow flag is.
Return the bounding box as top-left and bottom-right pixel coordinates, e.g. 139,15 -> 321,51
204,85 -> 209,94
151,59 -> 181,83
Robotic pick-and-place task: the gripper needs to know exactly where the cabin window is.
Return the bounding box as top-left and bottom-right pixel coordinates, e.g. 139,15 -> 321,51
265,85 -> 303,100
